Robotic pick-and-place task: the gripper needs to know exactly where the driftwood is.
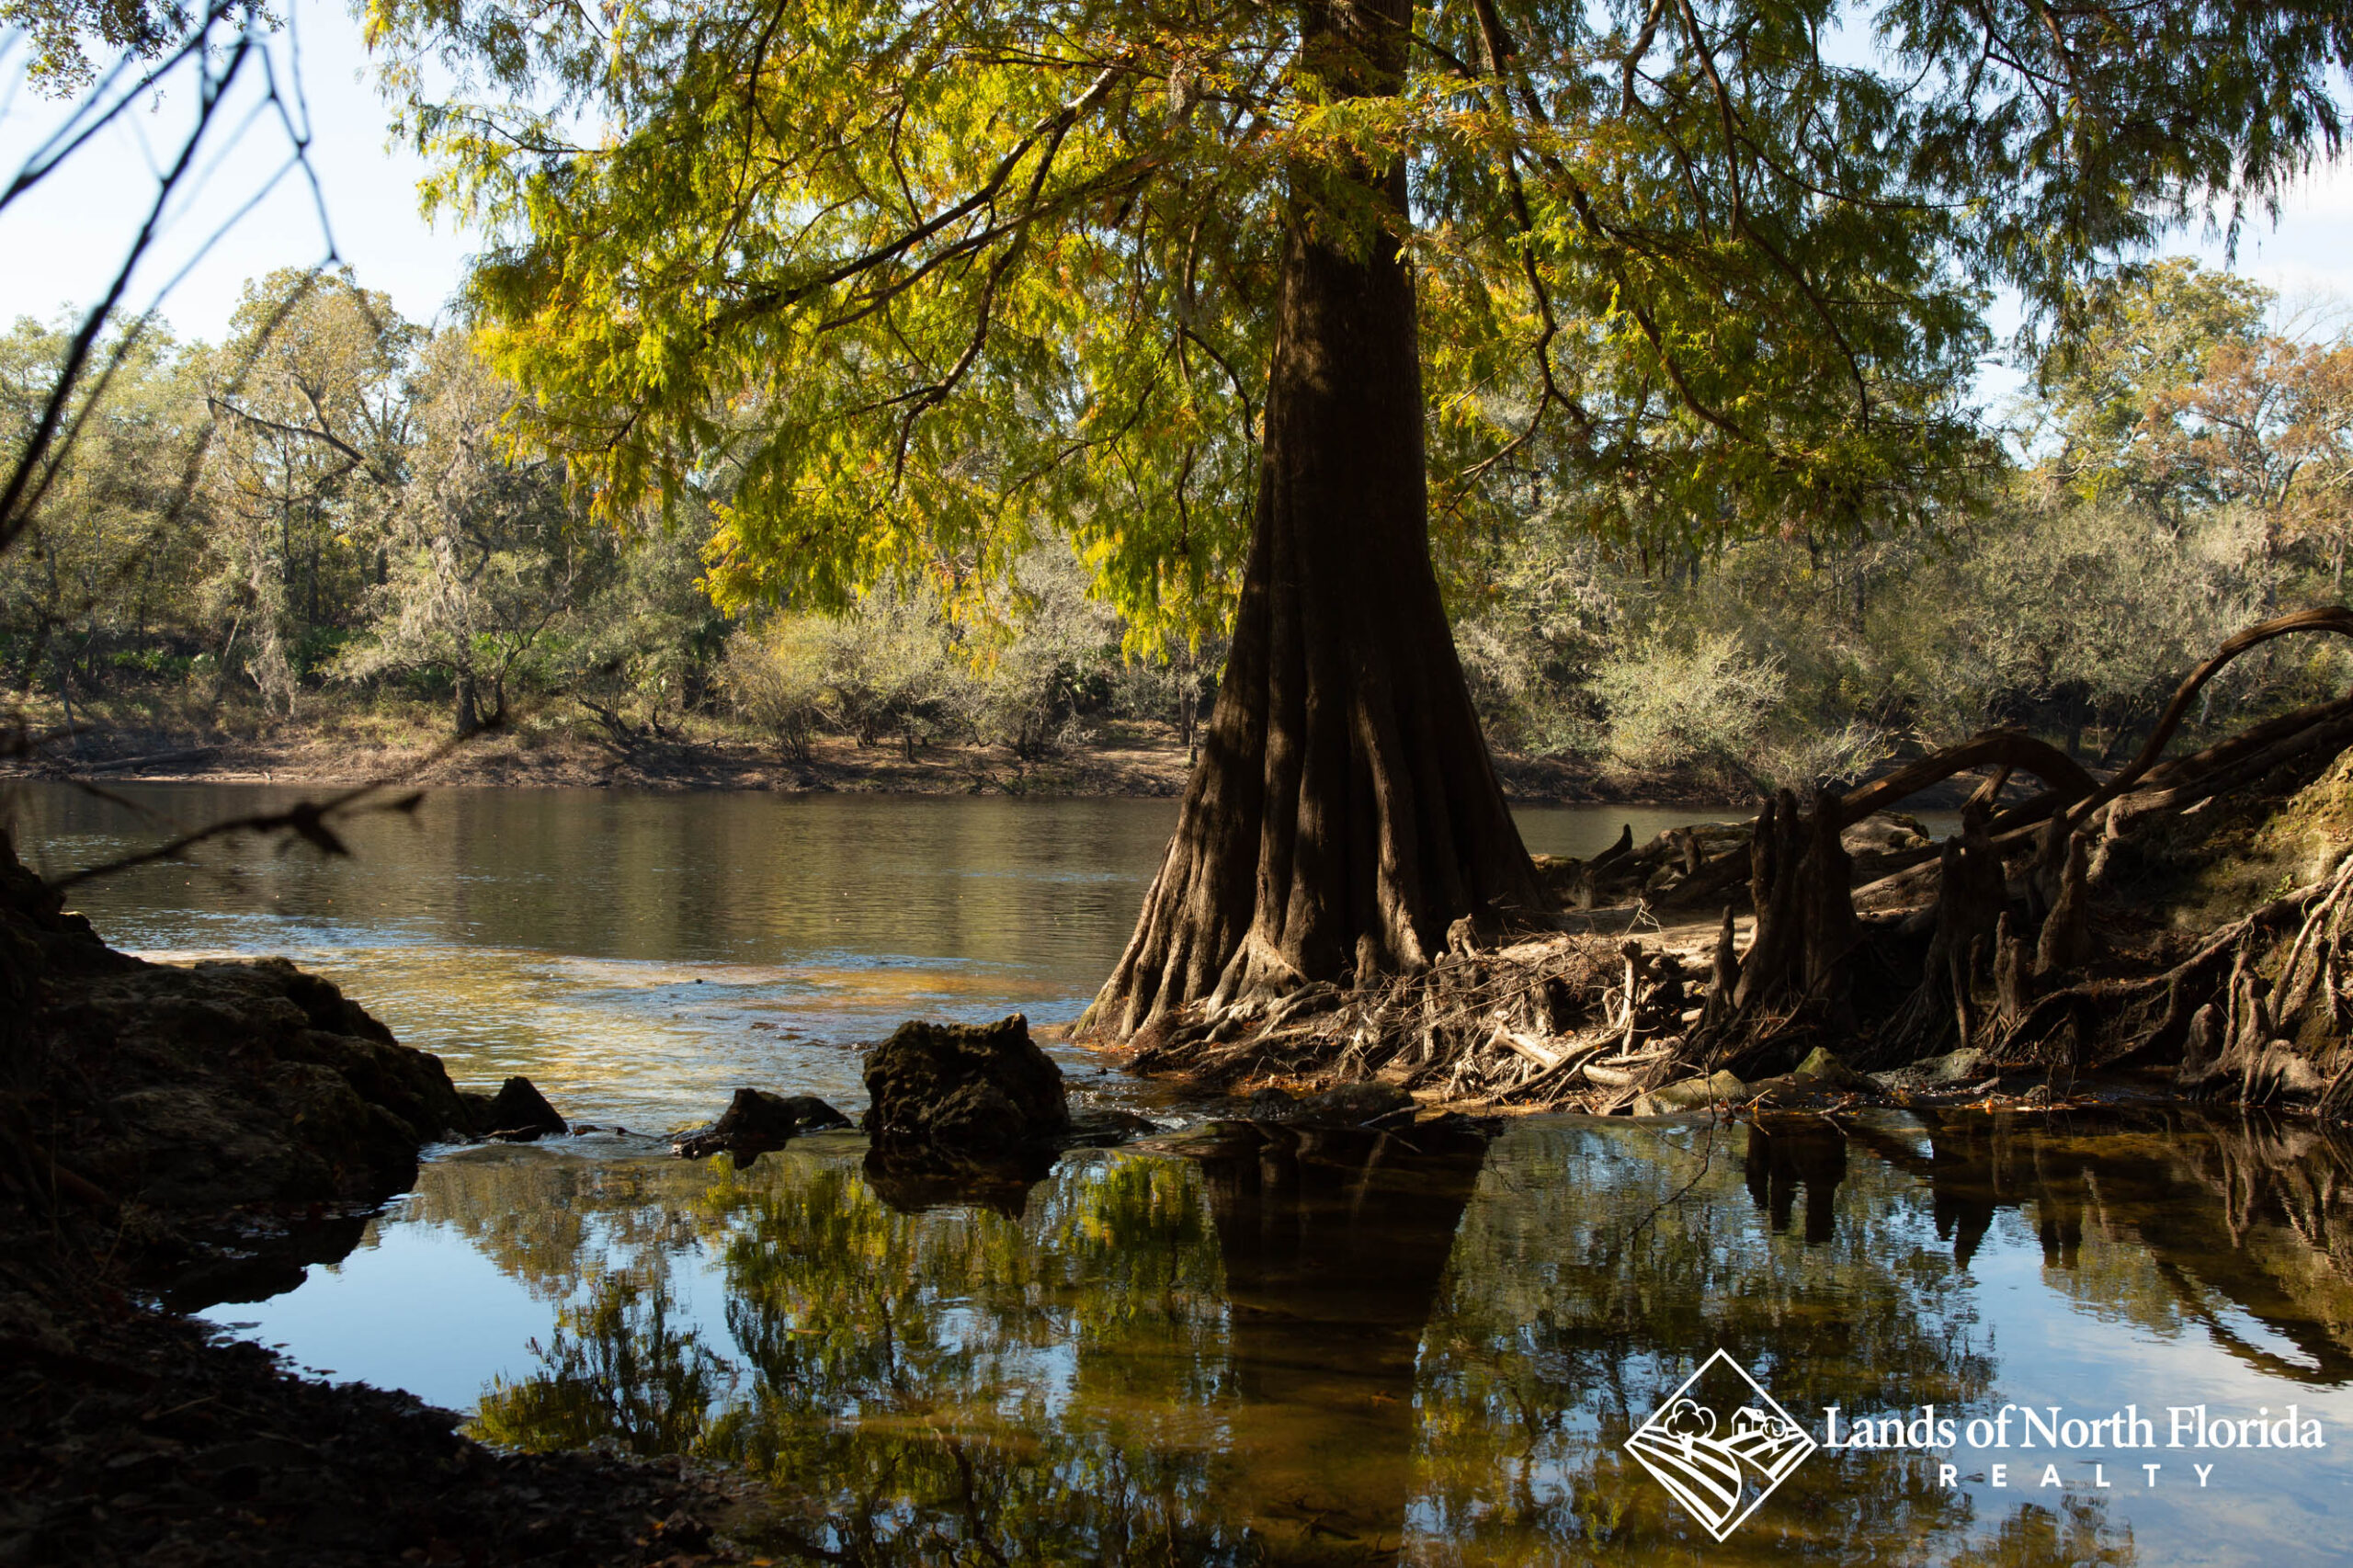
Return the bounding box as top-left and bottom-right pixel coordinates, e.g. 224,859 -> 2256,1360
60,745 -> 219,775
1840,733 -> 2096,826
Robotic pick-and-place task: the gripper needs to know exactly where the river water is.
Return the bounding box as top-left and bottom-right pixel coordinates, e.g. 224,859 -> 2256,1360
10,782 -> 2352,1563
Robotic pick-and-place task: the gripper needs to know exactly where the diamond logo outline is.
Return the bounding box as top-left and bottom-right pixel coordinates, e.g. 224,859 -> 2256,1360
1624,1348 -> 1817,1541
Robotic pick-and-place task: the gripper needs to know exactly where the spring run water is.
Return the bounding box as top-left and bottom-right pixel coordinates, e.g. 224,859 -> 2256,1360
8,782 -> 2339,1563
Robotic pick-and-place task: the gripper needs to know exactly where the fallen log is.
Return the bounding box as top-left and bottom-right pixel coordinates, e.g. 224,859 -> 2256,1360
1837,733 -> 2096,828
64,745 -> 219,775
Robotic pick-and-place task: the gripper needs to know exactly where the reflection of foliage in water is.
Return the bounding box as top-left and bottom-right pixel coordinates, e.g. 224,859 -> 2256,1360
702,1153 -> 1238,1563
1411,1118 -> 2013,1565
471,1147 -> 1245,1562
1947,1497 -> 2134,1568
1918,1115 -> 2353,1385
401,1148 -> 712,1301
430,1110 -> 2353,1565
475,1275 -> 733,1456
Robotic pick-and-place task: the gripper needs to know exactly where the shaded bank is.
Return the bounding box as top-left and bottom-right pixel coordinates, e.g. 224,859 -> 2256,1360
0,833 -> 762,1565
4,717 -> 1760,806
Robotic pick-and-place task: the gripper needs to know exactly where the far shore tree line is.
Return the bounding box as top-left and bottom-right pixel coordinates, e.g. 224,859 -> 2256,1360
5,257 -> 2350,789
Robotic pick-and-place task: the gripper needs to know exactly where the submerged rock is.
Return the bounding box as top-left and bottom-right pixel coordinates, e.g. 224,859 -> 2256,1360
1242,1085 -> 1300,1121
475,1074 -> 569,1142
1235,1081 -> 1415,1129
861,1014 -> 1070,1156
672,1088 -> 850,1163
1063,1107 -> 1163,1147
1301,1081 -> 1417,1128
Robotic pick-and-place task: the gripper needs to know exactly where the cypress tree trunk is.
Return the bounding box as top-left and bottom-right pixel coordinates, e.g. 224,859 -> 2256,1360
1086,0 -> 1544,1037
453,668 -> 483,737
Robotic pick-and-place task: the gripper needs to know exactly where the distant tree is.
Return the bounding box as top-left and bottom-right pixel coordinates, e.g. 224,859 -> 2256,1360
555,525 -> 728,747
2029,256 -> 2353,582
1593,631 -> 1787,788
813,587 -> 972,764
968,541 -> 1125,761
719,615 -> 830,766
0,315 -> 210,711
336,331 -> 580,734
2139,333 -> 2353,579
2034,257 -> 2276,513
200,267 -> 418,716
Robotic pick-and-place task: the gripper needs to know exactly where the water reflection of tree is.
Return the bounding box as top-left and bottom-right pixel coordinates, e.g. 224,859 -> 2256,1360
1190,1122 -> 1491,1563
475,1151 -> 1248,1562
1945,1498 -> 2135,1568
474,1275 -> 731,1455
707,1153 -> 1247,1563
441,1109 -> 2353,1564
1843,1109 -> 2353,1387
400,1148 -> 712,1301
1411,1118 -> 2005,1565
469,1132 -> 1487,1564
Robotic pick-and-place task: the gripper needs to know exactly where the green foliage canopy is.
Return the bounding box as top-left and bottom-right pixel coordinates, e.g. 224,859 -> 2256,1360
309,6 -> 2353,633
0,0 -> 266,94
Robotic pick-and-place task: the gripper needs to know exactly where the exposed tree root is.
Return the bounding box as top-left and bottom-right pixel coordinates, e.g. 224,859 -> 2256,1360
1126,931 -> 1694,1111
1120,610 -> 2353,1119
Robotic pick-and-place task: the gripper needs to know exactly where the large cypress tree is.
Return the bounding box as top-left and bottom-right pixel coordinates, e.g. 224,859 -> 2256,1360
368,0 -> 2351,1031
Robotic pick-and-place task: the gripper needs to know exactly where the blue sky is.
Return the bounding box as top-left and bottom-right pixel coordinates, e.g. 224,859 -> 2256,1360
6,0 -> 2351,389
0,0 -> 472,342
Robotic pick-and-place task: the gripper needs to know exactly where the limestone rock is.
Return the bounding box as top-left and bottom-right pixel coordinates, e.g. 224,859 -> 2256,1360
1791,1047 -> 1873,1092
479,1075 -> 568,1142
39,955 -> 476,1212
1873,1047 -> 1990,1093
861,1014 -> 1070,1157
0,828 -> 482,1301
1633,1070 -> 1749,1115
672,1088 -> 849,1162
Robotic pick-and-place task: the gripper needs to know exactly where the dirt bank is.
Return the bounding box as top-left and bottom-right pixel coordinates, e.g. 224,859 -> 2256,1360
9,715 -> 1742,805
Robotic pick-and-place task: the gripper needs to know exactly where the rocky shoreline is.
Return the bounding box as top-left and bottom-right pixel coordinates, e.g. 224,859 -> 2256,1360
0,835 -> 767,1566
0,827 -> 1211,1568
